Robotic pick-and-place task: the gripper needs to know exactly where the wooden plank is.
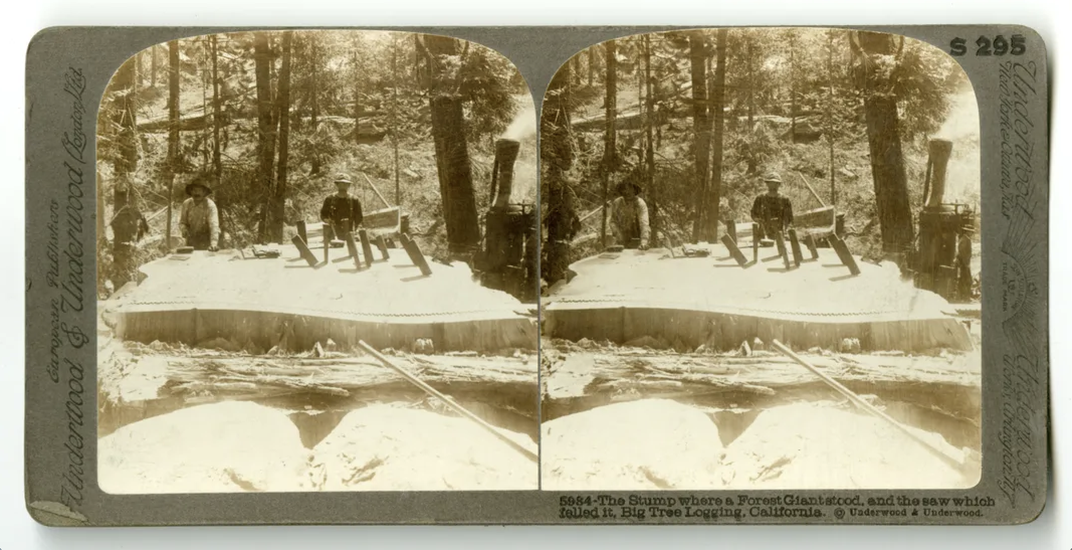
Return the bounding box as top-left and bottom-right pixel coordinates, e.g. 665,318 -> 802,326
724,218 -> 737,243
794,206 -> 837,239
296,220 -> 307,245
803,233 -> 819,260
358,229 -> 375,268
374,234 -> 390,261
788,228 -> 804,268
720,234 -> 749,268
291,236 -> 319,267
400,233 -> 433,277
752,222 -> 759,263
828,234 -> 861,276
774,231 -> 792,270
344,232 -> 364,271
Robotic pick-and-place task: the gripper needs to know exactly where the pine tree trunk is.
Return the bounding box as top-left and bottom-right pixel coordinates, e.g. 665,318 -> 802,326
644,35 -> 657,243
111,56 -> 140,287
391,40 -> 400,206
587,48 -> 594,87
150,44 -> 158,88
542,62 -> 574,285
688,33 -> 711,243
269,30 -> 293,243
789,32 -> 797,140
201,65 -> 209,166
747,39 -> 755,130
353,47 -> 361,144
600,39 -> 617,248
253,32 -> 277,242
707,29 -> 727,242
165,40 -> 180,252
827,32 -> 836,205
857,31 -> 914,254
310,39 -> 321,175
211,35 -> 223,197
424,35 -> 480,256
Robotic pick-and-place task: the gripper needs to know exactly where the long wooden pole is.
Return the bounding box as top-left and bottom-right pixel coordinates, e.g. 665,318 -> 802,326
360,173 -> 393,209
357,340 -> 538,464
795,172 -> 827,207
770,340 -> 967,473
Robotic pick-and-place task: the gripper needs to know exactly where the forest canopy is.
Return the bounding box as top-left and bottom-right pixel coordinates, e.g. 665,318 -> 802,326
540,27 -> 977,282
96,30 -> 536,296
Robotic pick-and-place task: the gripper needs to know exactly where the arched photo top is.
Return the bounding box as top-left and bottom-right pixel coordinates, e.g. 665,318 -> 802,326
95,29 -> 536,274
93,29 -> 542,497
539,27 -> 982,493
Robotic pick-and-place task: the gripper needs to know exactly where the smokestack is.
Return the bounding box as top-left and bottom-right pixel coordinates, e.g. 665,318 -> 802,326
925,139 -> 954,208
492,139 -> 521,209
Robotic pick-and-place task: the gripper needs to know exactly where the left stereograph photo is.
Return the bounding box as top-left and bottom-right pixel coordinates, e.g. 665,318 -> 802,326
95,30 -> 539,493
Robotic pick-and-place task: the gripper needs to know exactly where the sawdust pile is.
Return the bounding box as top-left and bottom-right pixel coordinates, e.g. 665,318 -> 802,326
542,399 -> 977,491
541,399 -> 725,490
98,402 -> 312,494
309,404 -> 537,491
720,402 -> 978,490
99,401 -> 537,493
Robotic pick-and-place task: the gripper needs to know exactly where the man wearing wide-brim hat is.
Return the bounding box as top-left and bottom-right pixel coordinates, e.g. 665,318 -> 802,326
750,172 -> 794,244
319,173 -> 364,239
608,173 -> 650,250
180,176 -> 220,251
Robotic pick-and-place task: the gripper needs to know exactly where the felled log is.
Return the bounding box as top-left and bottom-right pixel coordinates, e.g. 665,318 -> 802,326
99,343 -> 538,423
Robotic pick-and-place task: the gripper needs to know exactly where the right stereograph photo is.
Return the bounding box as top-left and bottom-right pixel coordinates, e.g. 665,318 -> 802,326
538,28 -> 982,490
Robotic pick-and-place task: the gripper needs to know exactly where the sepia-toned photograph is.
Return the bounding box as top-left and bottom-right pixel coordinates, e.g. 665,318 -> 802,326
94,30 -> 539,493
540,28 -> 982,490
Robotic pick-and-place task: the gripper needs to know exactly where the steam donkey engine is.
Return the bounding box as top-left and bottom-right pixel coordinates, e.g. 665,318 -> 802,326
912,138 -> 976,302
474,139 -> 538,301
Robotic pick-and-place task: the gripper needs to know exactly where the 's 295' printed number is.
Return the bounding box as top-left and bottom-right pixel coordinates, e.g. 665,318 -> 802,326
950,35 -> 1026,57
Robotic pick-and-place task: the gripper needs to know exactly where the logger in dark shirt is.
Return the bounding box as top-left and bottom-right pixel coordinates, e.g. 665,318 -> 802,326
750,172 -> 794,242
320,173 -> 364,238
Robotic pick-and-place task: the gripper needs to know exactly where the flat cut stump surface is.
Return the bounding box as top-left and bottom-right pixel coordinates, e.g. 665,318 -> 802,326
544,247 -> 971,352
112,241 -> 536,352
